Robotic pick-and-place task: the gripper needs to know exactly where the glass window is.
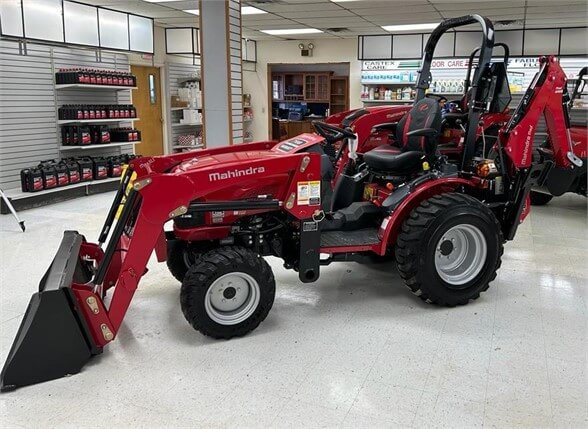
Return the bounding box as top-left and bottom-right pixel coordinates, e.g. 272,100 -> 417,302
149,74 -> 156,104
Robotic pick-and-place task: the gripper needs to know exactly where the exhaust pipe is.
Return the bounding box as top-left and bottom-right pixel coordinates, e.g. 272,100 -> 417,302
0,231 -> 100,392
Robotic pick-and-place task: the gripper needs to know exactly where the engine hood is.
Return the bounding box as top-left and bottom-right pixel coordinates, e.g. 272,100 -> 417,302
172,151 -> 282,173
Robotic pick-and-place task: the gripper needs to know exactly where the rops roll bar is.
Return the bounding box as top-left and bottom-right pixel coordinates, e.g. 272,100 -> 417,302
415,15 -> 495,102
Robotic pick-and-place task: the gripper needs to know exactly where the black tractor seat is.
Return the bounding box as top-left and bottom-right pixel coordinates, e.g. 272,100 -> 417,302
363,147 -> 425,175
363,98 -> 442,175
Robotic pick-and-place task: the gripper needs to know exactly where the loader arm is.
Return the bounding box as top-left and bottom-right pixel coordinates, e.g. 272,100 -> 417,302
1,150 -> 322,390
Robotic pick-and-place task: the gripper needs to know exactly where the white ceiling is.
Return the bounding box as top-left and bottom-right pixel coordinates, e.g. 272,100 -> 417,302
82,0 -> 588,41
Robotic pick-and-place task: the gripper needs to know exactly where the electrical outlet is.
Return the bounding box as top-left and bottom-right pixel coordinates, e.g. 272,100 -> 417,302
261,107 -> 265,113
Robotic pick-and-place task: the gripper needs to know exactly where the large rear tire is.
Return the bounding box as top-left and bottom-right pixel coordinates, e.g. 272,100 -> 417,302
180,246 -> 275,339
530,191 -> 553,206
395,193 -> 503,306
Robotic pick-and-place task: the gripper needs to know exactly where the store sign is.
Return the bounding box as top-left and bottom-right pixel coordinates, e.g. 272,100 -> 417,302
508,58 -> 540,68
362,57 -> 545,72
362,59 -> 471,71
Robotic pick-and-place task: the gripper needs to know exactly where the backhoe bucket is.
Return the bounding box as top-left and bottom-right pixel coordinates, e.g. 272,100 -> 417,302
0,231 -> 99,392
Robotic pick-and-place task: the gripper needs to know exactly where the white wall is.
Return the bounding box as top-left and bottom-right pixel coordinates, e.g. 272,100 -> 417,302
243,38 -> 361,141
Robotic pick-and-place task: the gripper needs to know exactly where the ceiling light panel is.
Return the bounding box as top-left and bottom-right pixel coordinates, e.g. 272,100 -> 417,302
242,6 -> 267,15
382,23 -> 439,32
260,28 -> 323,35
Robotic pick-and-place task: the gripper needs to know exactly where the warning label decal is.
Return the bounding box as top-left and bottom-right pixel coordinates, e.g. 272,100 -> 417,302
297,181 -> 321,205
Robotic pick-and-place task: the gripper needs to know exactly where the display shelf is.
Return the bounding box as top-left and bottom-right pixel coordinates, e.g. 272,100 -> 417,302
172,144 -> 204,149
178,77 -> 200,85
362,99 -> 413,104
3,177 -> 121,200
57,118 -> 139,125
55,84 -> 137,91
59,141 -> 141,151
171,107 -> 202,111
172,122 -> 202,127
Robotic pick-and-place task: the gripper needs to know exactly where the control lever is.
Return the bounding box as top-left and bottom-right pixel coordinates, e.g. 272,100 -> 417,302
479,120 -> 487,157
566,128 -> 583,168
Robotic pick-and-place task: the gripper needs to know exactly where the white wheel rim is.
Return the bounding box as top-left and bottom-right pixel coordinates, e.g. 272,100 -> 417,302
434,224 -> 487,287
205,272 -> 260,325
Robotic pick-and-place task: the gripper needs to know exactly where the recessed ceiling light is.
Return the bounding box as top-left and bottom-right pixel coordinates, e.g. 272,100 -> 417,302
242,6 -> 267,15
260,28 -> 323,35
184,9 -> 199,15
382,23 -> 439,32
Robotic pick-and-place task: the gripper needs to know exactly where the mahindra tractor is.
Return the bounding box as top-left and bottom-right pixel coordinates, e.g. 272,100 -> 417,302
325,43 -> 512,165
529,66 -> 587,205
1,15 -> 576,391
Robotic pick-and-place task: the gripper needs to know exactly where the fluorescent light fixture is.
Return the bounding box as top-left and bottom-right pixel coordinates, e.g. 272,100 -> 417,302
382,23 -> 439,32
143,0 -> 181,2
260,28 -> 323,35
242,6 -> 267,15
183,6 -> 266,16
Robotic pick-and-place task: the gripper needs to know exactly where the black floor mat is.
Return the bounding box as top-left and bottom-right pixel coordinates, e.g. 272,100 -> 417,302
320,228 -> 380,247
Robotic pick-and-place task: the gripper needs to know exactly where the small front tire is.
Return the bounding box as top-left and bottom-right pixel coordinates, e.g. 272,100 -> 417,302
180,246 -> 275,339
395,193 -> 503,306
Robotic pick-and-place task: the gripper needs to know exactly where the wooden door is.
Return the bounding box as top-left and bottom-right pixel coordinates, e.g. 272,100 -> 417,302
304,74 -> 316,100
131,65 -> 163,156
330,76 -> 349,114
317,74 -> 330,101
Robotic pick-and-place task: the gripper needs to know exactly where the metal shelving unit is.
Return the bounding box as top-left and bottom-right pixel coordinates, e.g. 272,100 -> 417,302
55,84 -> 137,91
3,177 -> 121,200
171,122 -> 202,127
57,118 -> 139,125
59,141 -> 141,151
171,144 -> 204,150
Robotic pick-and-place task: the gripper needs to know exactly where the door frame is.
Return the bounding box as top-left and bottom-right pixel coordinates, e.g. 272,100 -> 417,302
130,63 -> 168,154
267,62 -> 350,141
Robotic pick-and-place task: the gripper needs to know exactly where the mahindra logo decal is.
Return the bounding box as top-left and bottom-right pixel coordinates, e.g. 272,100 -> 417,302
521,125 -> 534,165
209,166 -> 265,181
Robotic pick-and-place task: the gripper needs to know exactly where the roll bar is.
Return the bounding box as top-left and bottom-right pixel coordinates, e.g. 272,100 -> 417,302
463,42 -> 510,95
415,15 -> 495,102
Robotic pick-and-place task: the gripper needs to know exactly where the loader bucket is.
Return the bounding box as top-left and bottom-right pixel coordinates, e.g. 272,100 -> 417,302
0,231 -> 99,392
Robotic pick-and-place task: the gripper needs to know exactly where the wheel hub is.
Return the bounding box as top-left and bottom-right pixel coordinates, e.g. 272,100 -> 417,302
434,224 -> 487,288
439,240 -> 454,256
205,272 -> 260,325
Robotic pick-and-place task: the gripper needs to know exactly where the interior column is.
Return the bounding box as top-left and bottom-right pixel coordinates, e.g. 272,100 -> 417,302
200,0 -> 243,147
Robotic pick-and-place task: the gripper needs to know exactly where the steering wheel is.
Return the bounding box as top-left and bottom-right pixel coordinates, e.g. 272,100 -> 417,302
425,93 -> 448,103
312,121 -> 356,146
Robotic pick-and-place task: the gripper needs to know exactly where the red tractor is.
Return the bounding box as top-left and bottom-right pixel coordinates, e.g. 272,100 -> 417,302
0,15 -> 572,391
529,66 -> 587,205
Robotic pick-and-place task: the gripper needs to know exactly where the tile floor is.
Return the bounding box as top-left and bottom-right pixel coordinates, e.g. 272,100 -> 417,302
0,192 -> 586,428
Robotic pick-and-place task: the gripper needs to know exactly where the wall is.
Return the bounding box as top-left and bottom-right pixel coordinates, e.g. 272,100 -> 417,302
243,38 -> 361,141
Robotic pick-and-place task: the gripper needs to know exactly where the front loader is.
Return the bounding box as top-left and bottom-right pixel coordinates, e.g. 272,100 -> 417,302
1,15 -> 576,391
